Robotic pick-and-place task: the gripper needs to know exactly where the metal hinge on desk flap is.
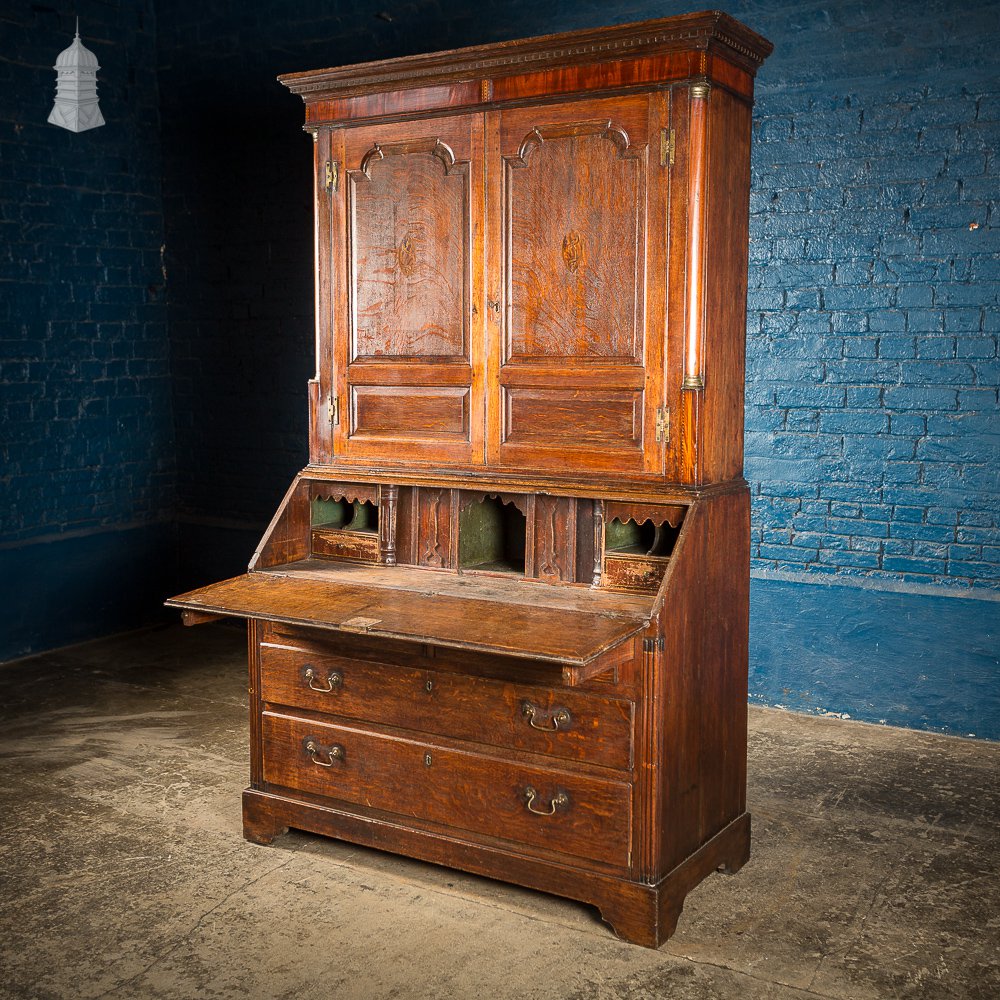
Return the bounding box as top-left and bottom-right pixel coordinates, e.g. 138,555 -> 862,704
660,128 -> 675,168
328,393 -> 340,426
340,616 -> 382,632
655,406 -> 670,444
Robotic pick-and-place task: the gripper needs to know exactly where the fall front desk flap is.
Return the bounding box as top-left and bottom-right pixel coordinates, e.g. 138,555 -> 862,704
166,562 -> 653,677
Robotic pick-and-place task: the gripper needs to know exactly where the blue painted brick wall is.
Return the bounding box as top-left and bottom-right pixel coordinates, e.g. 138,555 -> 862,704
0,2 -> 175,660
0,2 -> 174,545
747,0 -> 1000,594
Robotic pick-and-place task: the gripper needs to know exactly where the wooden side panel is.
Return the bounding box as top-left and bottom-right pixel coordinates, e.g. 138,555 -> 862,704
699,87 -> 752,483
666,83 -> 752,485
410,486 -> 457,569
250,477 -> 311,570
656,488 -> 750,872
531,495 -> 577,584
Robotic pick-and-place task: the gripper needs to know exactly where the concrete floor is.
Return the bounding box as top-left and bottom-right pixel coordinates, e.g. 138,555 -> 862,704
0,623 -> 997,1000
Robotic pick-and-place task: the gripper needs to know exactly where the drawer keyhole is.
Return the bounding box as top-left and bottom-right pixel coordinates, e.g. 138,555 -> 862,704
425,679 -> 434,693
424,753 -> 433,767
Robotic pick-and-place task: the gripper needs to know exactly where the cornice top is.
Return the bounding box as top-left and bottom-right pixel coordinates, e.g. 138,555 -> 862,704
278,10 -> 773,102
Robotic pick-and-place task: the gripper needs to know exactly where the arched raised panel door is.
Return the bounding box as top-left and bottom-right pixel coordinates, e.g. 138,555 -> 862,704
329,115 -> 486,466
485,95 -> 669,475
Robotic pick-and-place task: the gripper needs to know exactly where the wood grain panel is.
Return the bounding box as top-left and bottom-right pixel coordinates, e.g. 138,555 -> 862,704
491,53 -> 701,105
504,387 -> 641,447
308,81 -> 483,124
504,118 -> 644,362
656,489 -> 750,872
262,711 -> 632,867
351,385 -> 470,439
332,114 -> 486,466
486,95 -> 664,475
531,495 -> 577,584
413,486 -> 455,569
350,140 -> 469,360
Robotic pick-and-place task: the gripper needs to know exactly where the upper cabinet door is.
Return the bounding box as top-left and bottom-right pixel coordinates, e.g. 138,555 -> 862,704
486,95 -> 668,476
329,115 -> 485,466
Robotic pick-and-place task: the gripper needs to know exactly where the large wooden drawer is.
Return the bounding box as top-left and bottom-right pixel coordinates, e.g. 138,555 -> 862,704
259,641 -> 633,771
261,711 -> 632,868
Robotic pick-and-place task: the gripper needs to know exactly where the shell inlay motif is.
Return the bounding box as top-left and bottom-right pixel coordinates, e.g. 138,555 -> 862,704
562,231 -> 583,273
398,235 -> 416,276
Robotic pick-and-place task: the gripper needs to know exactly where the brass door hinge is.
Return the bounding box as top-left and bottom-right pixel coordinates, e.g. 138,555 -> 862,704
655,405 -> 670,444
325,159 -> 339,192
660,128 -> 675,168
328,392 -> 340,426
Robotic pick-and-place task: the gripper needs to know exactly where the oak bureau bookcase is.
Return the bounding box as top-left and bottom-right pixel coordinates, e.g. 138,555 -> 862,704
168,11 -> 772,947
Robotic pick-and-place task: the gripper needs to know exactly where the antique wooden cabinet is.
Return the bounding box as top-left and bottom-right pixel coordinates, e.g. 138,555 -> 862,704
168,11 -> 772,947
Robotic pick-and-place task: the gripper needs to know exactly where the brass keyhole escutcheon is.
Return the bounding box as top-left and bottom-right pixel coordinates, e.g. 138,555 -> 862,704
424,753 -> 433,767
425,678 -> 434,693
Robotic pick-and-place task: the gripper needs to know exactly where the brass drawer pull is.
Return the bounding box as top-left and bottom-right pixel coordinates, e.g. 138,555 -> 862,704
305,739 -> 345,767
523,786 -> 569,816
521,701 -> 572,732
304,666 -> 343,693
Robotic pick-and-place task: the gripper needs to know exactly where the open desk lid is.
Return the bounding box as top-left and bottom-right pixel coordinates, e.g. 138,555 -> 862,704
166,563 -> 652,676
